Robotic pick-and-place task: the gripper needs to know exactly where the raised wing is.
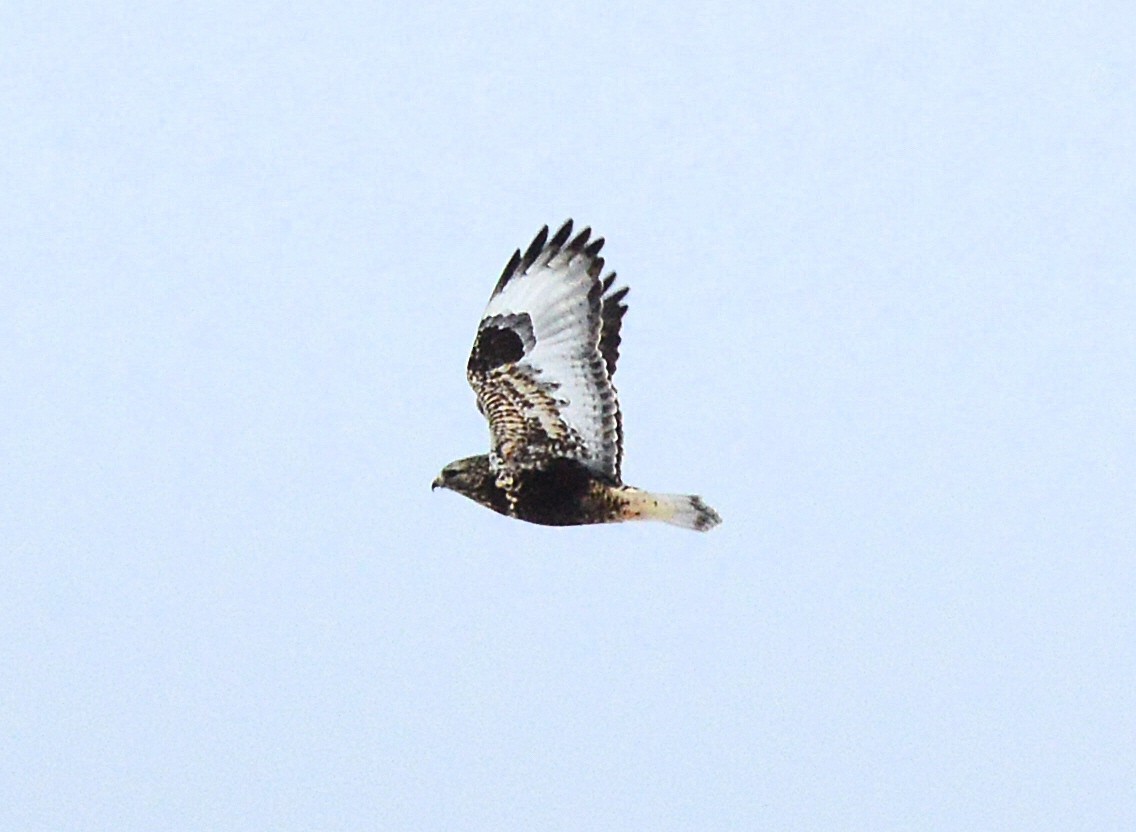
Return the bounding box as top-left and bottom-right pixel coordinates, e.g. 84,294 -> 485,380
466,220 -> 628,481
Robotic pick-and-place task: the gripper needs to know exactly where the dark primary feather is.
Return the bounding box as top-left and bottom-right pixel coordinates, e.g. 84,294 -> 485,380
599,276 -> 629,480
598,274 -> 629,379
548,220 -> 572,251
522,224 -> 550,268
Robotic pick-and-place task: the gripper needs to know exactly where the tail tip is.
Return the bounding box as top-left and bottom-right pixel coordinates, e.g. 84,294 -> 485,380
687,495 -> 722,531
627,489 -> 722,531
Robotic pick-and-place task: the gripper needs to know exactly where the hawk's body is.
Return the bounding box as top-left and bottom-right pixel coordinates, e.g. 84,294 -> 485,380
433,221 -> 721,531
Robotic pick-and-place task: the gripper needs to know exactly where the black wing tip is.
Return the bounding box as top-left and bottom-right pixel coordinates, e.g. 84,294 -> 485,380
521,224 -> 550,270
494,222 -> 553,295
494,248 -> 522,293
493,219 -> 616,294
600,271 -> 629,307
599,272 -> 629,382
567,226 -> 592,252
550,219 -> 573,249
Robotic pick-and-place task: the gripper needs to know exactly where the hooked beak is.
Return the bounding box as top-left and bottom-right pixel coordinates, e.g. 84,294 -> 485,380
431,475 -> 444,491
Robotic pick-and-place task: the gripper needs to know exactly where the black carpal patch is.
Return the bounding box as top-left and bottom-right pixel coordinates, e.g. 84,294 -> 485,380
469,325 -> 525,374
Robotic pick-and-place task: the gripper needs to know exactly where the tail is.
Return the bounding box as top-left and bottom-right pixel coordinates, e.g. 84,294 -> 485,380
620,488 -> 722,532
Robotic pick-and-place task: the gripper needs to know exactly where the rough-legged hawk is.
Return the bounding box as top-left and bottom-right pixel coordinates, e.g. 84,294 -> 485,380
433,221 -> 721,531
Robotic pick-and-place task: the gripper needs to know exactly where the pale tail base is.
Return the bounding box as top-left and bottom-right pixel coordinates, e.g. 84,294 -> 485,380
620,488 -> 723,532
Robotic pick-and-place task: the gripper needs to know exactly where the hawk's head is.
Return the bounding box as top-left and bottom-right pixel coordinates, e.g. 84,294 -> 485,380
432,454 -> 510,516
432,454 -> 487,493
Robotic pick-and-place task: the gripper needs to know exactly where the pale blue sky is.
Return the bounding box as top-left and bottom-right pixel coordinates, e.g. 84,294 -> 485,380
3,2 -> 1133,829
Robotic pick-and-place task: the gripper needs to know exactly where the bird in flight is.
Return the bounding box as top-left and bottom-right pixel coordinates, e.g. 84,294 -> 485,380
433,220 -> 721,531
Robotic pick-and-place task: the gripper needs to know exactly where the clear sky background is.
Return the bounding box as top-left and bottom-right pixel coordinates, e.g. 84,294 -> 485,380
3,2 -> 1133,829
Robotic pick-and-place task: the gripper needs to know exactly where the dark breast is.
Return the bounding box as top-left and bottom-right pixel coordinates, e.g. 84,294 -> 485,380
511,458 -> 612,526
